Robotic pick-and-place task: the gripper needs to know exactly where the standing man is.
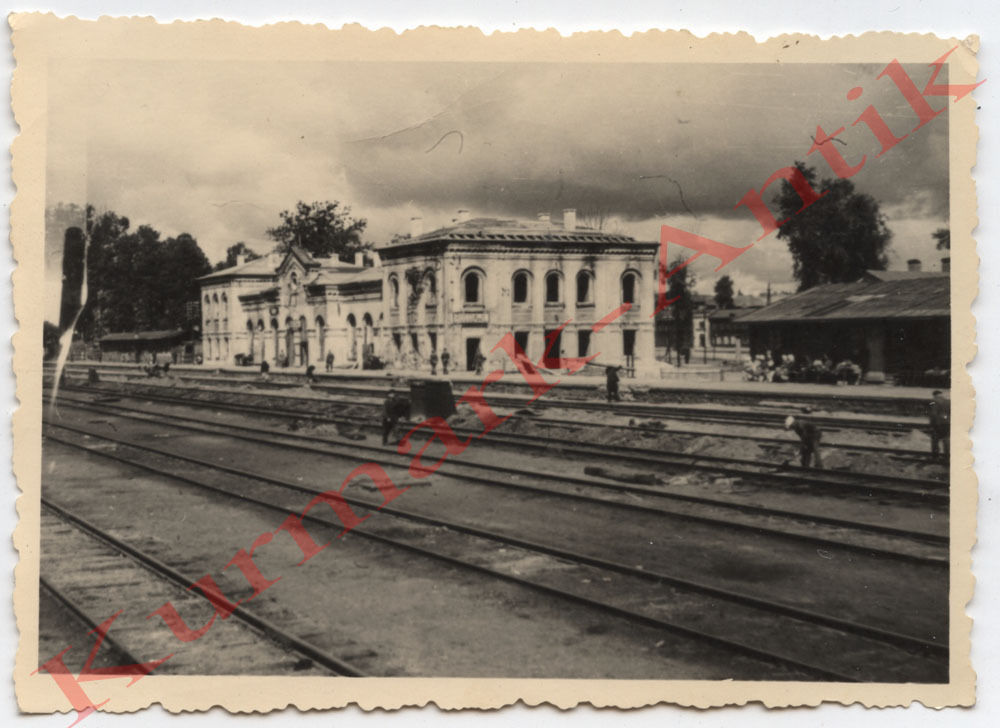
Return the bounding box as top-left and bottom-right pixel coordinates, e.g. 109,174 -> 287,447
305,364 -> 317,384
260,359 -> 270,381
474,350 -> 486,376
784,412 -> 823,468
929,389 -> 950,460
606,365 -> 621,402
429,351 -> 439,376
441,348 -> 451,375
325,351 -> 334,372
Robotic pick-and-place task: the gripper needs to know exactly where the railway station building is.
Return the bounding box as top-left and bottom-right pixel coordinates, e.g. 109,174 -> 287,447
736,261 -> 950,384
197,246 -> 382,368
376,211 -> 660,375
197,210 -> 660,374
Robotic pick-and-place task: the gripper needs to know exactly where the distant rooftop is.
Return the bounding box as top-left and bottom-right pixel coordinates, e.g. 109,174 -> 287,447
379,216 -> 649,248
99,329 -> 185,342
199,245 -> 370,282
737,272 -> 949,324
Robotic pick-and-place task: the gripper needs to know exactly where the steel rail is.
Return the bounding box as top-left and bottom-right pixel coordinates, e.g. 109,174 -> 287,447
44,419 -> 948,664
50,367 -> 928,434
53,384 -> 947,502
48,397 -> 949,563
41,498 -> 367,677
42,428 -> 878,682
39,576 -> 148,667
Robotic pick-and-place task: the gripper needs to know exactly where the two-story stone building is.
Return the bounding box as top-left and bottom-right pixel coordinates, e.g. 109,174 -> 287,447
376,211 -> 660,375
197,246 -> 382,368
198,210 -> 660,375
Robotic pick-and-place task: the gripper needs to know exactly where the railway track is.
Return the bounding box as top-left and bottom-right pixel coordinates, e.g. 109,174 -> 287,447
48,393 -> 949,563
58,375 -> 937,465
49,366 -> 930,435
41,417 -> 949,682
52,383 -> 948,502
40,499 -> 367,676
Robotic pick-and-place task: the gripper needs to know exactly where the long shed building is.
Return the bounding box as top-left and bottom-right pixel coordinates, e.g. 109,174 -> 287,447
736,266 -> 950,384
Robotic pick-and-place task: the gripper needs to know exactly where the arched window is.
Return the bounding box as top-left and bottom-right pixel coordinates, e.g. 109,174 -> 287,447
389,276 -> 400,308
576,270 -> 593,304
622,271 -> 639,305
463,268 -> 484,305
424,271 -> 437,303
346,313 -> 358,361
221,292 -> 228,307
545,271 -> 562,304
512,271 -> 530,304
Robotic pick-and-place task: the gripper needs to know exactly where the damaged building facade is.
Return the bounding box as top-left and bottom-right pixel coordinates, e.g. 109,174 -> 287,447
197,209 -> 660,374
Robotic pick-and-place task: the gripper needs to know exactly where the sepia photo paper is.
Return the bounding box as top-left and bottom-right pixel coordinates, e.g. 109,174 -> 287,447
9,15 -> 981,716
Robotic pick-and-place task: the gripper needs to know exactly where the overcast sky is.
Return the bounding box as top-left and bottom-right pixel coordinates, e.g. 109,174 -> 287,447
44,59 -> 949,320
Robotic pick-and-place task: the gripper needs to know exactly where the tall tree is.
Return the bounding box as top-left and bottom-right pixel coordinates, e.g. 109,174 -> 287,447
214,241 -> 261,271
48,204 -> 212,339
266,201 -> 368,261
714,274 -> 735,309
932,228 -> 950,250
665,256 -> 695,363
775,162 -> 891,291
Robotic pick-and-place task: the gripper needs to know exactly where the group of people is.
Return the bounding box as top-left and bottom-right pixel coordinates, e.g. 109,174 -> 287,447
428,349 -> 452,376
744,352 -> 864,385
783,389 -> 951,468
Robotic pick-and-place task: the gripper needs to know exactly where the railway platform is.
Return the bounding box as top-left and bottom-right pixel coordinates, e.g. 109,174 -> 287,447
53,359 -> 948,417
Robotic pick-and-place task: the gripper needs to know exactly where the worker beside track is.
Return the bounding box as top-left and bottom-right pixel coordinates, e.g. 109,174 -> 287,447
784,411 -> 823,469
382,390 -> 412,446
929,389 -> 950,460
606,365 -> 621,402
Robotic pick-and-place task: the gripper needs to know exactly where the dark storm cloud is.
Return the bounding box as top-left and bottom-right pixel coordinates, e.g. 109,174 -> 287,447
339,62 -> 949,222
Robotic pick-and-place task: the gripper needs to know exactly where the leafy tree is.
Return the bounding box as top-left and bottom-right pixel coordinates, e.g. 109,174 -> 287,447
214,241 -> 261,271
48,204 -> 212,340
266,201 -> 368,261
665,256 -> 695,364
933,228 -> 950,250
775,162 -> 891,291
714,274 -> 735,309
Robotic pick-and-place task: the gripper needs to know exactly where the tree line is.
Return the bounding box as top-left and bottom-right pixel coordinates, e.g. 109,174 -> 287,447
48,200 -> 369,345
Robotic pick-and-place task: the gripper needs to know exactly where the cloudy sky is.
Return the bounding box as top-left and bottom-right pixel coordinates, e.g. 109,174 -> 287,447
45,58 -> 949,320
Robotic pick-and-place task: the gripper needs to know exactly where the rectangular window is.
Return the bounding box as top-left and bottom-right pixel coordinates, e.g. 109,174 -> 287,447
514,331 -> 530,355
543,329 -> 562,367
577,330 -> 591,357
623,329 -> 637,357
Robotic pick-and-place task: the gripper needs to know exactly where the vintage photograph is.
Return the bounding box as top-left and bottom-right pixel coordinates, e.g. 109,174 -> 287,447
11,18 -> 978,715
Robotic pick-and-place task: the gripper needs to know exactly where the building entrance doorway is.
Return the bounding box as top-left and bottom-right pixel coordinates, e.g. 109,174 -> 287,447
465,337 -> 481,371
